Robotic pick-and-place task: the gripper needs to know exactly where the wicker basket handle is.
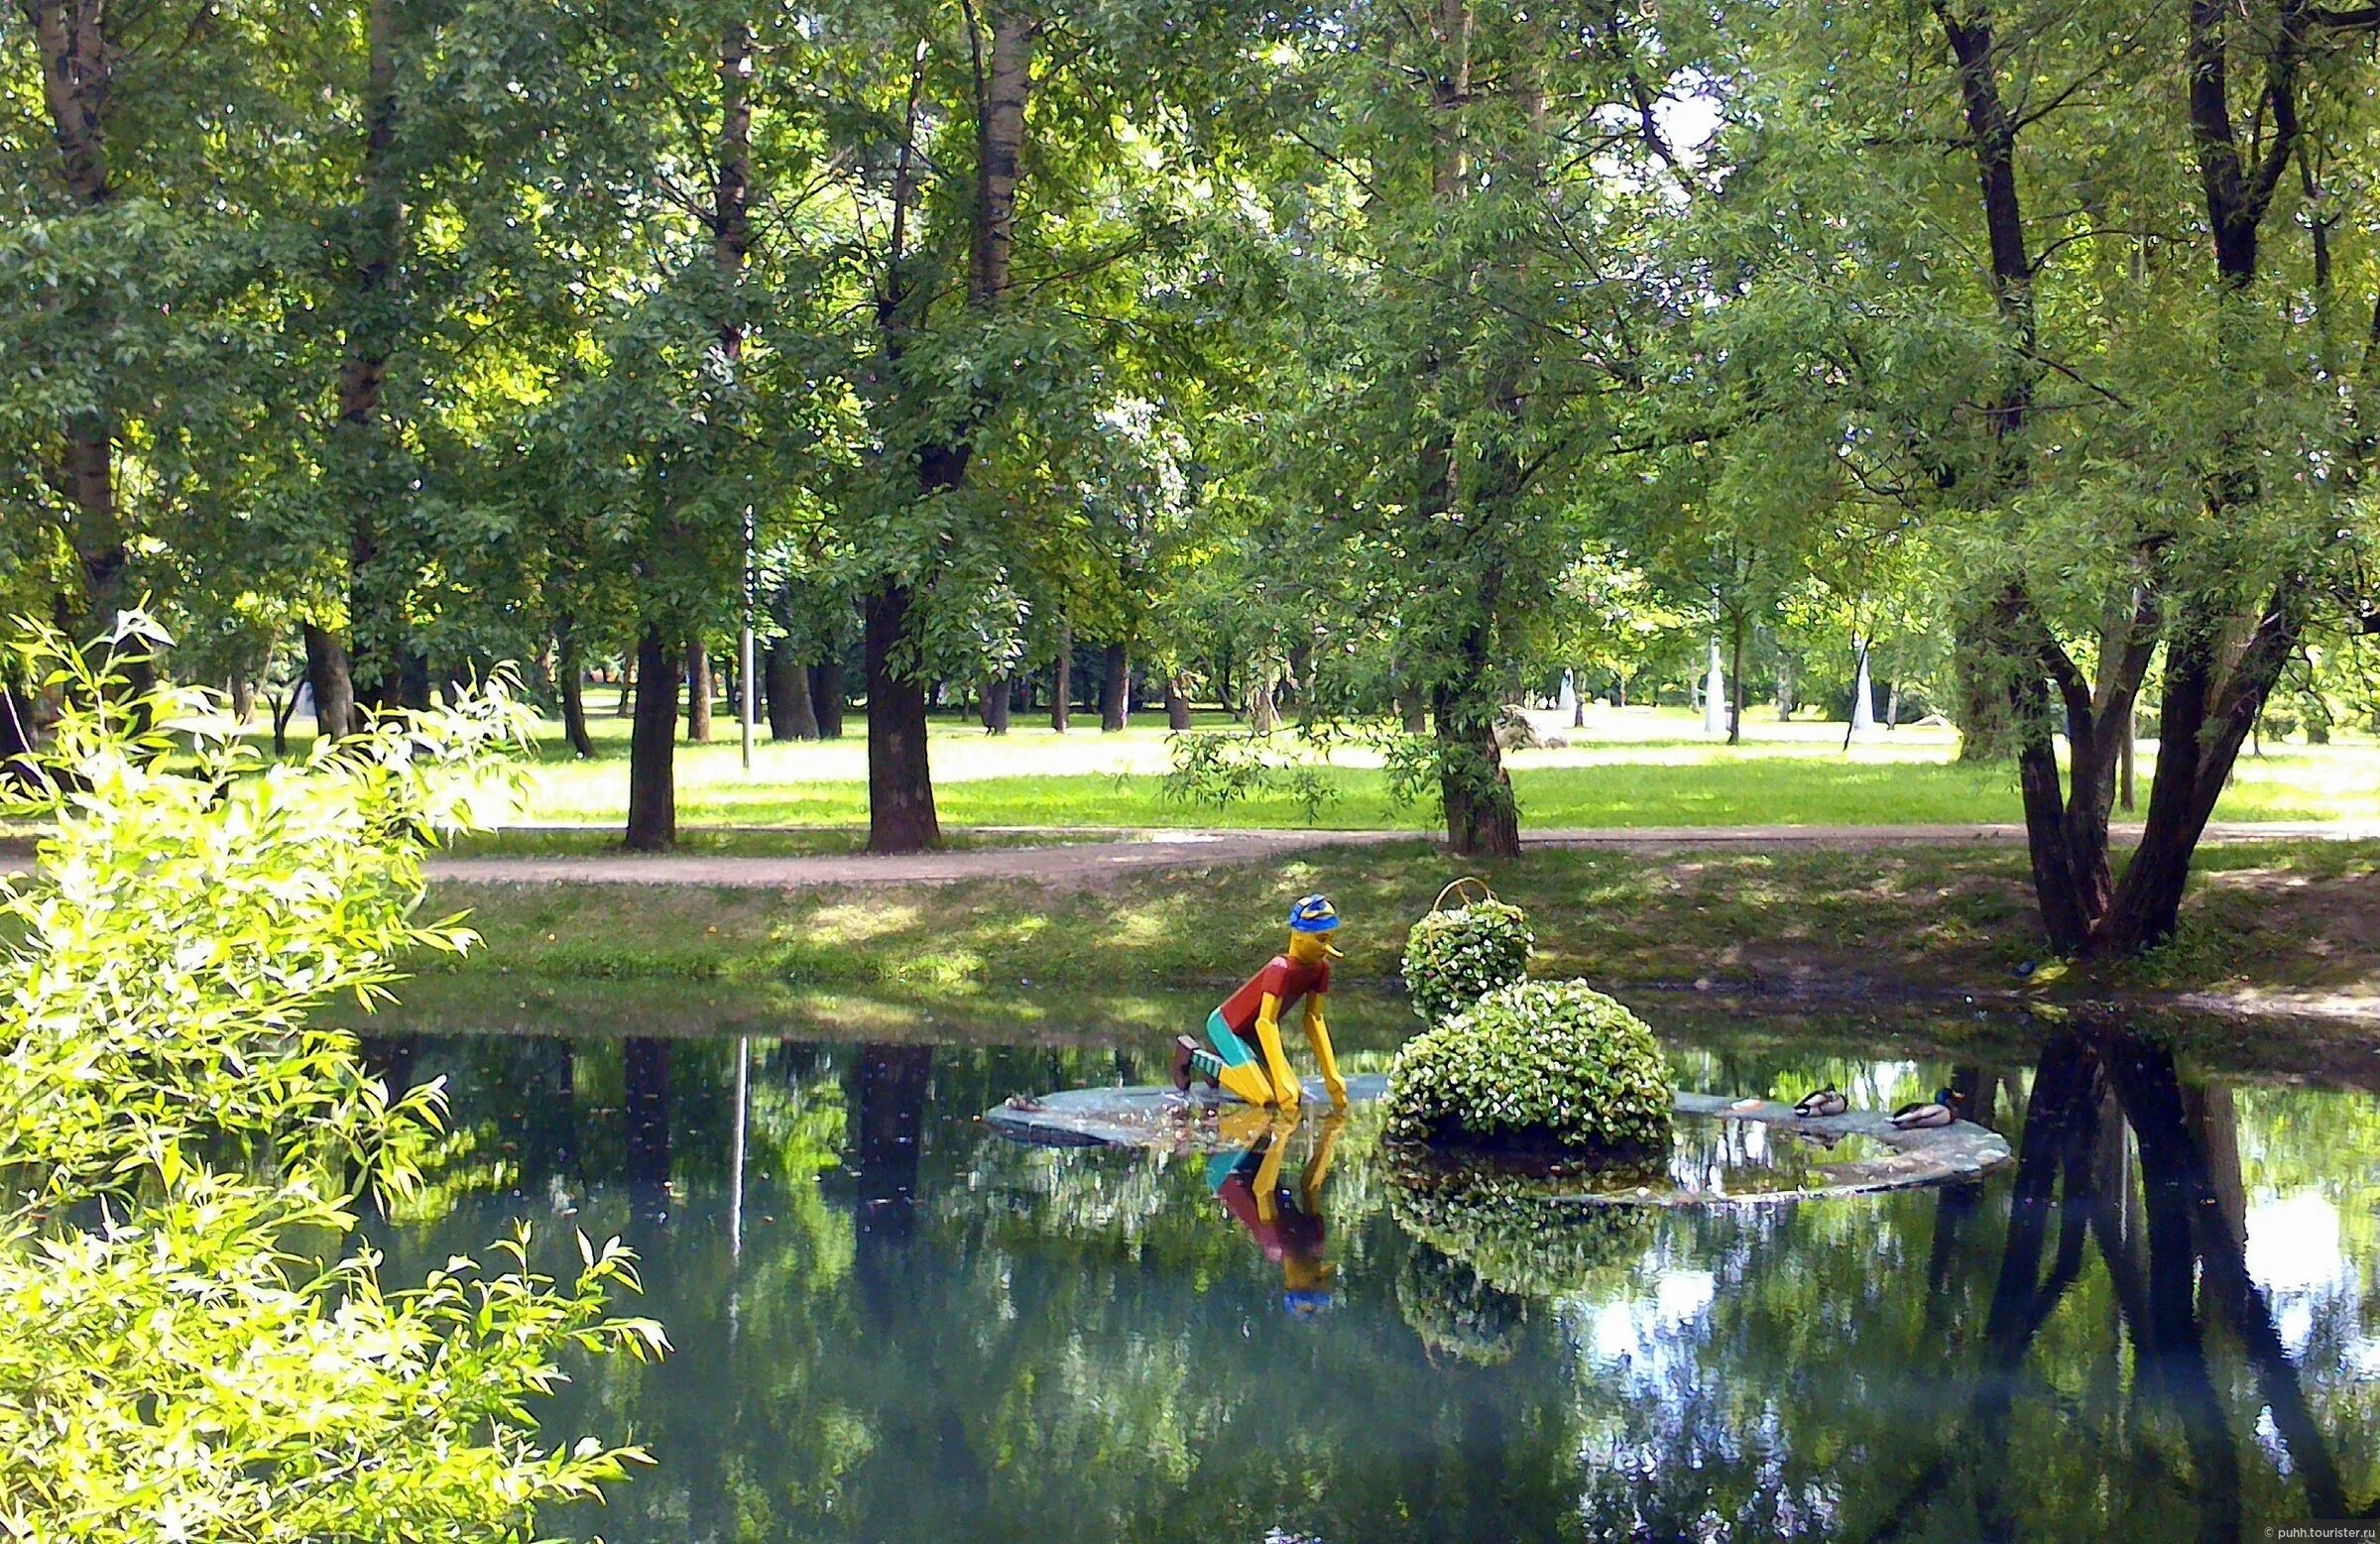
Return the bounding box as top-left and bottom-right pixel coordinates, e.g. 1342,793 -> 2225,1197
1431,876 -> 1493,912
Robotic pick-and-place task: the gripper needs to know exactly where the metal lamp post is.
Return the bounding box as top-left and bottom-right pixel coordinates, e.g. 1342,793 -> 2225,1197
740,504 -> 756,772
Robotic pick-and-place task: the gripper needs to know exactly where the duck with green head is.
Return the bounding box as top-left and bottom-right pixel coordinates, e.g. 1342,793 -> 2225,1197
1890,1087 -> 1964,1129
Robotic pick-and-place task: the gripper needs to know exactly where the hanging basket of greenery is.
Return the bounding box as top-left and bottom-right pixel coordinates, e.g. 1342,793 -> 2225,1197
1400,878 -> 1534,1025
1384,979 -> 1675,1156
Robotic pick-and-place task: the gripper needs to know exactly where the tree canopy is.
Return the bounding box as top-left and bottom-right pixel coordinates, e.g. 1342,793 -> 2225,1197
8,0 -> 2380,951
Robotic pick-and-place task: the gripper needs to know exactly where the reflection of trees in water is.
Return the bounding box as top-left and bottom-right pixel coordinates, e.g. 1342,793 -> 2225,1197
1951,1031 -> 2366,1538
852,1044 -> 932,1227
365,1029 -> 2376,1542
1384,1156 -> 1654,1298
623,1037 -> 670,1199
1396,1244 -> 1525,1366
1848,1031 -> 2367,1541
1555,1030 -> 2378,1541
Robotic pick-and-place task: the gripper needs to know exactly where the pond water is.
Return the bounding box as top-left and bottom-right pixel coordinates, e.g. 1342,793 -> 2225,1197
357,1004 -> 2380,1542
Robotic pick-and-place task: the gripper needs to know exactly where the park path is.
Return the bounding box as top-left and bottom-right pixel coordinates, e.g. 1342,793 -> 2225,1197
419,819 -> 2380,891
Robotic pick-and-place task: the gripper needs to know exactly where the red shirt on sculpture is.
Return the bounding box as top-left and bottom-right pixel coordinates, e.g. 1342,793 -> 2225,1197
1217,954 -> 1332,1034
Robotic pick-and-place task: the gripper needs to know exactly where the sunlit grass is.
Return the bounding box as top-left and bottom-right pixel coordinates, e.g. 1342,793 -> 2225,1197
237,700 -> 2380,834
421,838 -> 2380,1009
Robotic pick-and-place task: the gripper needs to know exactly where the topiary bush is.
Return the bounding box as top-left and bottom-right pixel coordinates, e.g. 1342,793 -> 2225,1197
1401,895 -> 1533,1025
1384,979 -> 1674,1154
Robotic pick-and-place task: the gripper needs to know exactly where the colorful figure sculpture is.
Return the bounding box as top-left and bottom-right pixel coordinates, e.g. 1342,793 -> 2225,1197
1173,893 -> 1348,1110
1209,1108 -> 1341,1316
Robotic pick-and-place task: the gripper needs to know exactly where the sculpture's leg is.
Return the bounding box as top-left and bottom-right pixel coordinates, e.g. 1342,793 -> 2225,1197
1250,1115 -> 1294,1221
1204,1010 -> 1276,1106
1254,1014 -> 1301,1111
1303,1009 -> 1347,1109
1302,1112 -> 1343,1206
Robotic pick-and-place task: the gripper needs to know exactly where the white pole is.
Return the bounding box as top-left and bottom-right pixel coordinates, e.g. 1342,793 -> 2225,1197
740,505 -> 757,772
729,1035 -> 748,1264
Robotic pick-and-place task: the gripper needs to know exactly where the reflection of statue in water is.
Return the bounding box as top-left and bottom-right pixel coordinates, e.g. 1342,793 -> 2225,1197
1173,893 -> 1348,1110
1210,1108 -> 1342,1316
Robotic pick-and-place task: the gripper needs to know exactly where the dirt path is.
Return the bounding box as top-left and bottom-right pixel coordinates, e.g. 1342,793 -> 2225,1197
418,820 -> 2380,891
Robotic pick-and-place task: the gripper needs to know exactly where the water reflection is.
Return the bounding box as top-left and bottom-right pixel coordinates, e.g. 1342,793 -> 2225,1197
361,1024 -> 2380,1542
1210,1109 -> 1342,1315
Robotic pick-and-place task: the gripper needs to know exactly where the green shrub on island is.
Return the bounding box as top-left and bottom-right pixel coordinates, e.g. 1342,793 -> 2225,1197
1384,979 -> 1674,1153
1401,895 -> 1534,1024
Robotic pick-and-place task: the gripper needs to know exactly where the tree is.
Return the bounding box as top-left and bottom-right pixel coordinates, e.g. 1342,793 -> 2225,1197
1235,3 -> 1726,855
0,620 -> 659,1537
1715,0 -> 2380,954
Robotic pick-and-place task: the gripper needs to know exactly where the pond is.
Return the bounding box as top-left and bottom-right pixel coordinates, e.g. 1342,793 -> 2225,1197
356,1000 -> 2380,1542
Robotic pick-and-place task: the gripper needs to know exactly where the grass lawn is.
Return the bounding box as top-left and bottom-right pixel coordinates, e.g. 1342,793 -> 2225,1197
262,700 -> 2380,835
417,836 -> 2380,1032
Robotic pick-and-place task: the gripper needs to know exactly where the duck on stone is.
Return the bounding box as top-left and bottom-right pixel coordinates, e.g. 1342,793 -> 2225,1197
1792,1087 -> 1848,1119
1890,1087 -> 1964,1129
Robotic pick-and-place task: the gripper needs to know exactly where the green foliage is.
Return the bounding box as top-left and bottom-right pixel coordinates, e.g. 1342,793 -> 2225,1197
1160,729 -> 1339,822
1399,895 -> 1534,1025
1392,1245 -> 1525,1366
0,619 -> 662,1541
1385,980 -> 1674,1154
1384,1159 -> 1655,1297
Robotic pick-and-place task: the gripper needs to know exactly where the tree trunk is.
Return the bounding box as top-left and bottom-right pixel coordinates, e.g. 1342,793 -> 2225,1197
1726,612 -> 1745,746
968,7 -> 1031,310
1411,0 -> 1518,867
1164,675 -> 1190,731
1250,678 -> 1276,734
1433,680 -> 1521,860
29,0 -> 138,677
2097,604 -> 2297,954
984,673 -> 1012,734
765,646 -> 816,739
302,623 -> 357,741
684,643 -> 713,743
1397,676 -> 1428,733
1885,677 -> 1902,730
1284,637 -> 1312,717
865,585 -> 940,852
228,676 -> 255,725
1050,625 -> 1072,732
335,0 -> 410,713
811,660 -> 845,738
1100,643 -> 1130,731
858,8 -> 1027,851
625,627 -> 678,851
403,652 -> 435,712
616,653 -> 635,716
2119,710 -> 2136,812
557,627 -> 594,759
0,684 -> 38,789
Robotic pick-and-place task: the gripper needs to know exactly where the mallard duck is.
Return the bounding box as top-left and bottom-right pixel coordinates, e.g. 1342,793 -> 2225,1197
1792,1087 -> 1848,1119
1890,1087 -> 1964,1129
